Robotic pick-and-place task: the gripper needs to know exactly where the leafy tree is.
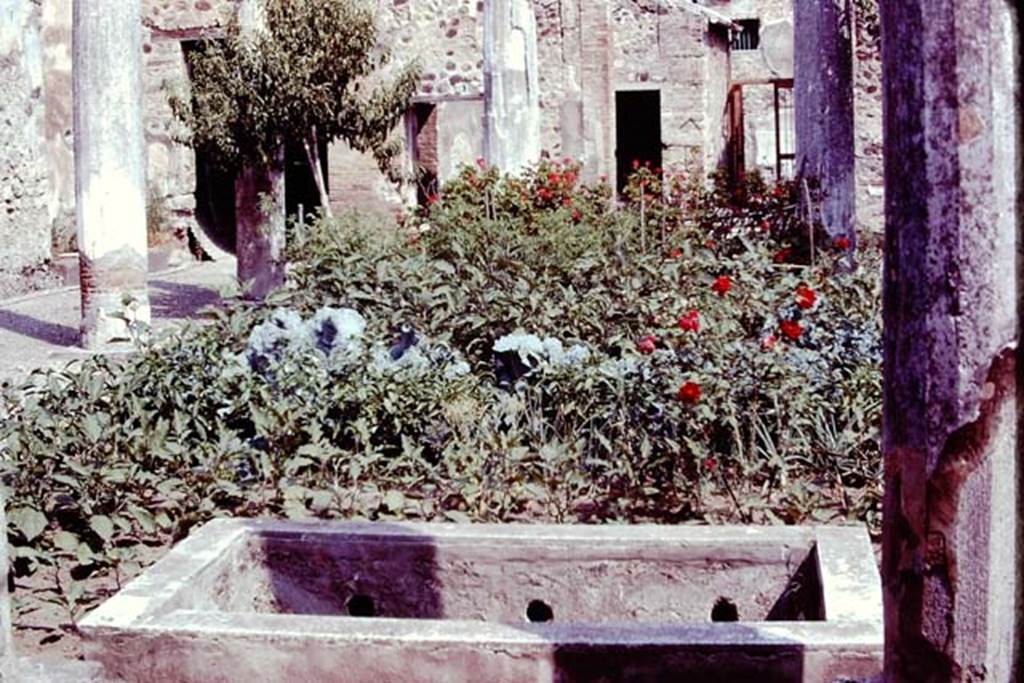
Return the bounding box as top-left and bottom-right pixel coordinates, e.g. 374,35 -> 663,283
170,0 -> 420,216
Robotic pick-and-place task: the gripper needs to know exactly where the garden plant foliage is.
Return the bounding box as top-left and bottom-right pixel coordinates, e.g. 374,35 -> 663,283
0,162 -> 882,622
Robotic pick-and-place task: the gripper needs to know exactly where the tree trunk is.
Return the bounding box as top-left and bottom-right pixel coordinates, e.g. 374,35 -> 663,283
304,126 -> 332,218
235,146 -> 286,300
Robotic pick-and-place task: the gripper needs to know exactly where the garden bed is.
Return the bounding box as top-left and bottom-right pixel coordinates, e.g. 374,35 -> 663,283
1,162 -> 882,653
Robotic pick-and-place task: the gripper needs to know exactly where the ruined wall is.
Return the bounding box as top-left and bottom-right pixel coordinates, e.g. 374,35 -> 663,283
331,0 -> 485,213
533,0 -> 613,180
712,0 -> 795,182
383,0 -> 483,100
612,1 -> 712,175
0,0 -> 52,274
41,0 -> 74,253
141,0 -> 236,238
718,0 -> 792,82
852,10 -> 883,236
703,26 -> 731,174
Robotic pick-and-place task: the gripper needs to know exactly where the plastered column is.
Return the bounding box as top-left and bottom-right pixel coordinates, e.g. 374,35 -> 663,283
483,0 -> 541,174
793,0 -> 856,243
880,0 -> 1021,680
73,0 -> 150,348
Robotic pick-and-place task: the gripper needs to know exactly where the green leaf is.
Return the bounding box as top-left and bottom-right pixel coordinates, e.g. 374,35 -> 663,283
52,531 -> 79,553
8,507 -> 48,542
89,515 -> 115,543
384,490 -> 405,513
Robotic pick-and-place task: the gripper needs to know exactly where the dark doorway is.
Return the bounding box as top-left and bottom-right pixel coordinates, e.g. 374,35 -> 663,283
285,135 -> 329,223
615,90 -> 662,194
184,40 -> 237,254
410,103 -> 439,206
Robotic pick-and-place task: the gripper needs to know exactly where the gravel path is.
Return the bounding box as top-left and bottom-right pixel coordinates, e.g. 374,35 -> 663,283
0,258 -> 237,384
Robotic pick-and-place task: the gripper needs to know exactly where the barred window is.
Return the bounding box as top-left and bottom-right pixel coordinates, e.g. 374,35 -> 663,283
731,19 -> 761,51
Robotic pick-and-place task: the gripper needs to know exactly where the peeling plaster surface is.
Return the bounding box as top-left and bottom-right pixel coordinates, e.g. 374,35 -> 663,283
880,0 -> 1020,677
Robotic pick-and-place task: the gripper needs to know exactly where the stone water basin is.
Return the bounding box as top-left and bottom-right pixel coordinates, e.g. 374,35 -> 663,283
80,520 -> 882,682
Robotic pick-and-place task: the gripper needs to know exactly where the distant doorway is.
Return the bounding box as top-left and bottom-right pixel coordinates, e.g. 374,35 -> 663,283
184,40 -> 237,254
285,135 -> 329,223
615,90 -> 663,194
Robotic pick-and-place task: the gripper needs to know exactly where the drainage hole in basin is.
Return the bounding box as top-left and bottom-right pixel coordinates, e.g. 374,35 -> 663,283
526,599 -> 554,623
347,594 -> 376,617
711,597 -> 739,622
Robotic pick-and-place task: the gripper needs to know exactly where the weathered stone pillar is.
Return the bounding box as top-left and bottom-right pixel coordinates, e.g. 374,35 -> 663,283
235,153 -> 285,300
880,0 -> 1021,680
73,1 -> 150,349
793,0 -> 856,243
483,0 -> 541,174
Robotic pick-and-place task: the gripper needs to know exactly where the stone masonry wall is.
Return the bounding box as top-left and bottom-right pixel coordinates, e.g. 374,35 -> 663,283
0,0 -> 52,274
142,0 -> 236,239
41,0 -> 74,253
852,8 -> 883,236
612,1 -> 712,176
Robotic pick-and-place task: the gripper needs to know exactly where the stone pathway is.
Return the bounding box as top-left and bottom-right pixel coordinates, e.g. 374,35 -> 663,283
0,258 -> 237,384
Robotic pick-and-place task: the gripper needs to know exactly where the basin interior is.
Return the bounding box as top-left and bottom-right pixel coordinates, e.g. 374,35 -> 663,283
182,529 -> 824,625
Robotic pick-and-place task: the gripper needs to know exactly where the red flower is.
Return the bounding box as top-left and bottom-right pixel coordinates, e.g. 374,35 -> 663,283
703,457 -> 717,472
780,320 -> 803,341
668,248 -> 683,259
632,159 -> 641,170
711,276 -> 732,296
636,335 -> 657,355
773,248 -> 792,264
704,239 -> 717,250
537,187 -> 553,201
547,172 -> 562,185
678,310 -> 700,333
563,196 -> 574,207
572,209 -> 583,223
476,157 -> 487,169
796,284 -> 817,310
426,194 -> 439,206
759,219 -> 771,232
834,236 -> 852,250
677,381 -> 702,404
761,334 -> 778,351
564,171 -> 578,186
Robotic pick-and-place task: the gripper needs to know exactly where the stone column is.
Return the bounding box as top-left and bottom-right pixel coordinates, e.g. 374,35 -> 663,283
483,0 -> 541,174
880,1 -> 1021,680
235,153 -> 285,300
793,0 -> 856,243
73,1 -> 150,349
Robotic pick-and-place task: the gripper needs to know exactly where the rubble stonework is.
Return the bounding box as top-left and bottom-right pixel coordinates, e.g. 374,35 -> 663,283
851,8 -> 883,236
0,0 -> 52,274
7,0 -> 880,253
880,0 -> 1021,678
